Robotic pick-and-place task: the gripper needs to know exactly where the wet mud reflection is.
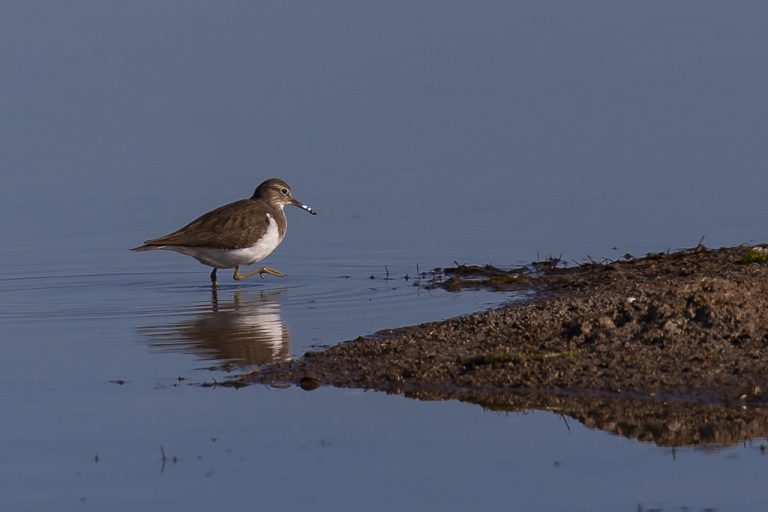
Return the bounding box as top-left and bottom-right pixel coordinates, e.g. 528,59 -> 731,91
407,390 -> 768,449
139,289 -> 290,367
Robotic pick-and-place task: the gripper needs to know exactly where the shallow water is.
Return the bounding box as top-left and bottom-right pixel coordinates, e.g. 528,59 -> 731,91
3,1 -> 768,510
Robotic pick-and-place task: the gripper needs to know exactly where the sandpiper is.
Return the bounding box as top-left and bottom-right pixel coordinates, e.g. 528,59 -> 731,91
131,178 -> 316,286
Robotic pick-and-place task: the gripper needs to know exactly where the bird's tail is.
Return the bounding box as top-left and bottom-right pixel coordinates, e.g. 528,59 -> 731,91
130,244 -> 158,252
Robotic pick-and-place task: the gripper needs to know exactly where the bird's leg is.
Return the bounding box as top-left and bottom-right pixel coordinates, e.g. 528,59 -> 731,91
210,268 -> 218,287
233,265 -> 286,281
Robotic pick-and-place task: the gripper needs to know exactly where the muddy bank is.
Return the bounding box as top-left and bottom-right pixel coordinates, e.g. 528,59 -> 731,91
222,244 -> 768,438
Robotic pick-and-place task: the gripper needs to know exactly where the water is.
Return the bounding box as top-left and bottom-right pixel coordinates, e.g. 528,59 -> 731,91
2,1 -> 768,510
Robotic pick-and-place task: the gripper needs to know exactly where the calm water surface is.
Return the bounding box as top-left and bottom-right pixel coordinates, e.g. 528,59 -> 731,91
3,2 -> 768,510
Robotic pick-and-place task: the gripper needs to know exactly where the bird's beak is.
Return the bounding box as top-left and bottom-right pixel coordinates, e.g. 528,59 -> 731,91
291,197 -> 317,215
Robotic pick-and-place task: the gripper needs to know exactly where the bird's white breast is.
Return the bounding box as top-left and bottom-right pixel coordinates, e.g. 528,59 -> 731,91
227,213 -> 282,264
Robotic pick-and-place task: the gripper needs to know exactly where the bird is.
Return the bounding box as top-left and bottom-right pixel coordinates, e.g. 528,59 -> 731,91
131,178 -> 316,286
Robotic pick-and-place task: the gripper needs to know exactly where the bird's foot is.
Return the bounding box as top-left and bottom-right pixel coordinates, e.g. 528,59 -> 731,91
257,266 -> 286,279
233,265 -> 286,281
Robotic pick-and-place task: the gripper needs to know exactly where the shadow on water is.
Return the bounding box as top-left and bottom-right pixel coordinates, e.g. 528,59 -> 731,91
138,289 -> 290,367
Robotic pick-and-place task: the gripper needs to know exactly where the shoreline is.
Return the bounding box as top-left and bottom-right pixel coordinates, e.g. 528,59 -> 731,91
217,244 -> 768,442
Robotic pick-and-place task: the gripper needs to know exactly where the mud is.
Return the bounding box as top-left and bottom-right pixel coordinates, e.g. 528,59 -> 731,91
221,244 -> 768,445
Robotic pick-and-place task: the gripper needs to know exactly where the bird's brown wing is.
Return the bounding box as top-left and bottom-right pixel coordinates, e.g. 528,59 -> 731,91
137,199 -> 271,250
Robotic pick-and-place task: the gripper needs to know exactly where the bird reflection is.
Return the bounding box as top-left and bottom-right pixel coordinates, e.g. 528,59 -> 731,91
139,289 -> 290,367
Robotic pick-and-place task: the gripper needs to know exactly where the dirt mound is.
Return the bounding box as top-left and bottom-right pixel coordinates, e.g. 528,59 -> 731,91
219,245 -> 768,445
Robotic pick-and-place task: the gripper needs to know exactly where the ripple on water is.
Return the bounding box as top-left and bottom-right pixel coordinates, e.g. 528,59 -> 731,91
0,270 -> 515,369
0,270 -> 512,319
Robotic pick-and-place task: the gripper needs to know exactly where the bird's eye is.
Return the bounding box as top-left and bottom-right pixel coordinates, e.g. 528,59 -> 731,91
281,188 -> 289,195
